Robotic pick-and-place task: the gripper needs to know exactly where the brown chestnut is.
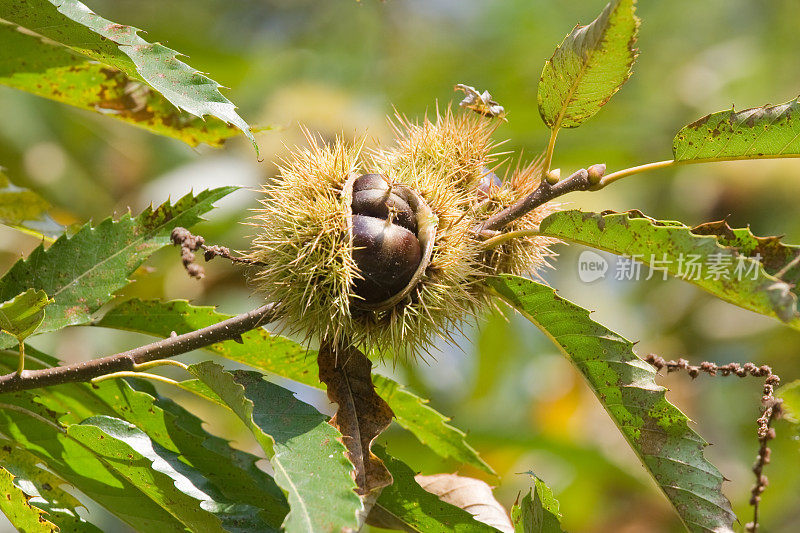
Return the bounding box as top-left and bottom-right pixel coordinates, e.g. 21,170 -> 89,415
351,214 -> 422,303
351,174 -> 417,232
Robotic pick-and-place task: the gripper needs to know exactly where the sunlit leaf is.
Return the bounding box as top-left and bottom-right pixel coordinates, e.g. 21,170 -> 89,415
489,275 -> 736,533
188,361 -> 362,533
0,187 -> 237,350
69,415 -> 277,532
511,476 -> 564,533
537,210 -> 800,327
0,170 -> 62,238
0,289 -> 51,342
97,299 -> 493,473
0,440 -> 103,532
673,98 -> 800,162
0,394 -> 190,531
0,467 -> 60,533
0,348 -> 288,528
538,0 -> 639,130
0,0 -> 257,151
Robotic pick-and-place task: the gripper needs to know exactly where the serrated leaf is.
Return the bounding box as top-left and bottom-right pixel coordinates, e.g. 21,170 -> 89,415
0,289 -> 51,342
0,394 -> 189,531
90,379 -> 288,529
0,347 -> 288,528
318,342 -> 394,496
0,24 -> 247,148
0,187 -> 236,350
538,0 -> 639,130
368,447 -> 499,532
489,275 -> 736,533
673,98 -> 800,162
511,476 -> 564,533
0,440 -> 102,532
69,415 -> 274,533
0,467 -> 60,533
537,209 -> 800,327
97,299 -> 493,474
0,170 -> 62,238
0,0 -> 258,151
188,361 -> 362,533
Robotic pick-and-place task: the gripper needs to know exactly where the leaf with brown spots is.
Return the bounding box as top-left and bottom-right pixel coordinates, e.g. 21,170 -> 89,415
318,341 -> 394,500
673,98 -> 800,162
0,441 -> 102,532
538,0 -> 639,130
538,209 -> 800,327
0,0 -> 258,151
489,275 -> 736,533
0,467 -> 61,533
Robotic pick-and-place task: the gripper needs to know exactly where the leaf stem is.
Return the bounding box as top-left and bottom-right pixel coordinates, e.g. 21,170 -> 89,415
16,341 -> 24,375
541,128 -> 560,179
481,228 -> 543,249
91,371 -> 181,387
594,159 -> 675,188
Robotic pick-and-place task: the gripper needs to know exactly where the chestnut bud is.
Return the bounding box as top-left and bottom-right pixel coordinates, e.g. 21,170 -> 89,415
476,168 -> 502,200
351,214 -> 421,303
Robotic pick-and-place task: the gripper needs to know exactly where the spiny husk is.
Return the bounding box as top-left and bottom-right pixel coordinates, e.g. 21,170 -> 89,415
249,109 -> 559,357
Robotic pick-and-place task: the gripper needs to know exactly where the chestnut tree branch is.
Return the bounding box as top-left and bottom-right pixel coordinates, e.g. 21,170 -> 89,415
475,167 -> 593,233
0,303 -> 280,394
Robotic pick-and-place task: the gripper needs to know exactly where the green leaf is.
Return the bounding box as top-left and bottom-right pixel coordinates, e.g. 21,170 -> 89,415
0,0 -> 258,152
0,187 -> 236,350
0,467 -> 60,533
69,415 -> 278,532
537,0 -> 639,130
511,477 -> 564,533
0,395 -> 190,531
369,447 -> 499,532
0,289 -> 51,342
0,170 -> 62,238
0,440 -> 102,532
488,275 -> 736,533
673,97 -> 800,162
97,299 -> 493,473
0,348 -> 288,528
188,361 -> 362,533
90,379 -> 288,529
0,24 -> 247,148
537,209 -> 800,327
372,375 -> 494,475
778,380 -> 800,424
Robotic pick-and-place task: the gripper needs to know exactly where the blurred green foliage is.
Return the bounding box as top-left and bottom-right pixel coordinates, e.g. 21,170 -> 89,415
2,1 -> 800,531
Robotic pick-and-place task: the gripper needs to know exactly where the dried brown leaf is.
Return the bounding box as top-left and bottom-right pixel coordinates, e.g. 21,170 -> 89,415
416,473 -> 513,533
318,341 -> 394,497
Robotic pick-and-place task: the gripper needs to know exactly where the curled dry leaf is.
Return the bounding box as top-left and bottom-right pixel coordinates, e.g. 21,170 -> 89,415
318,341 -> 395,497
415,473 -> 513,533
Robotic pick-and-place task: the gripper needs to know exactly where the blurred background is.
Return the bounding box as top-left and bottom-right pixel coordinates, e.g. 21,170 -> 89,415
2,0 -> 800,531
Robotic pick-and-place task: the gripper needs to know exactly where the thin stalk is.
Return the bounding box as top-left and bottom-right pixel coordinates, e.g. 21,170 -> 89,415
16,342 -> 24,375
91,371 -> 180,387
541,128 -> 560,179
481,228 -> 543,249
595,160 -> 675,188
